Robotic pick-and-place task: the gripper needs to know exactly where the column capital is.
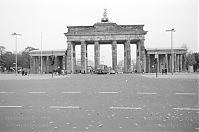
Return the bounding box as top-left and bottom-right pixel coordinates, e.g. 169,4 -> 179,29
80,40 -> 85,42
94,41 -> 99,44
67,41 -> 72,45
112,40 -> 117,44
126,39 -> 130,43
81,41 -> 87,46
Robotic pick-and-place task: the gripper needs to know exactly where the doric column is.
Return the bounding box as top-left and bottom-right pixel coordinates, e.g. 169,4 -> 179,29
112,40 -> 117,72
81,41 -> 87,73
32,56 -> 35,73
30,56 -> 33,73
46,56 -> 49,73
54,56 -> 58,70
177,55 -> 179,72
183,54 -> 186,71
35,56 -> 39,74
37,56 -> 40,73
62,55 -> 65,70
124,40 -> 131,73
177,54 -> 179,72
65,51 -> 67,71
165,54 -> 168,72
180,54 -> 183,72
36,56 -> 39,74
86,45 -> 88,72
67,42 -> 76,73
178,55 -> 180,72
136,42 -> 141,72
72,44 -> 76,73
140,39 -> 146,72
94,41 -> 100,70
42,56 -> 45,73
174,54 -> 176,72
45,56 -> 47,73
144,52 -> 146,72
169,54 -> 171,72
147,54 -> 151,73
157,54 -> 159,73
66,41 -> 72,73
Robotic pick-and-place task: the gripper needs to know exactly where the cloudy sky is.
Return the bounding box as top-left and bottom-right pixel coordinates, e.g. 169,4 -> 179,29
0,0 -> 198,66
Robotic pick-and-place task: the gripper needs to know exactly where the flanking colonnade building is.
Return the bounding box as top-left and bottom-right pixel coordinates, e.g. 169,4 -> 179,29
29,47 -> 187,74
30,17 -> 187,74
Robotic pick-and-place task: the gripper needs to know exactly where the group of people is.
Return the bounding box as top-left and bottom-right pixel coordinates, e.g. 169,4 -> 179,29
21,68 -> 28,76
53,67 -> 65,75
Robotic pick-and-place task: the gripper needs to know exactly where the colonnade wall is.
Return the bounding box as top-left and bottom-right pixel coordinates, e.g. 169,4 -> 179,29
29,48 -> 187,74
30,50 -> 66,74
146,48 -> 187,73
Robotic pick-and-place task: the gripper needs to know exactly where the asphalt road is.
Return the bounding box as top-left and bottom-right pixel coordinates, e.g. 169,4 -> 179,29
0,74 -> 198,132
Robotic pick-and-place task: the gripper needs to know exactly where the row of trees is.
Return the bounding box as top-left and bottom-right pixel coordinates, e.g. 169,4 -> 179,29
0,46 -> 37,72
185,52 -> 199,72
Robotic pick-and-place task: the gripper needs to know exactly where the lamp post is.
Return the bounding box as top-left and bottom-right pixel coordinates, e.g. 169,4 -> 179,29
166,29 -> 175,75
155,49 -> 158,78
51,50 -> 55,78
40,32 -> 43,74
12,33 -> 22,76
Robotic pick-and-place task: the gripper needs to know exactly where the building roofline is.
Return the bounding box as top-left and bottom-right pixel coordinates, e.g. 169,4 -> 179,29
146,47 -> 187,51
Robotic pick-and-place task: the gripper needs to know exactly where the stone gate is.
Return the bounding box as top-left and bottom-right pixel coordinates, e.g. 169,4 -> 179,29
64,22 -> 147,73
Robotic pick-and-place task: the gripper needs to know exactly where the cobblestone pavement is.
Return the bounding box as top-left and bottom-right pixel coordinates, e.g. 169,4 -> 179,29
0,73 -> 66,80
142,72 -> 199,80
0,74 -> 198,131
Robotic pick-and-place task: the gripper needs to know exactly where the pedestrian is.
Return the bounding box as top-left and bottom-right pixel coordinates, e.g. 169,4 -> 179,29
22,68 -> 24,76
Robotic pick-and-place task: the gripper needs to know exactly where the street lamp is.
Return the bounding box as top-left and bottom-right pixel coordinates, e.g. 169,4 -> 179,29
12,33 -> 22,76
40,32 -> 43,74
166,29 -> 175,75
155,48 -> 158,78
51,50 -> 55,78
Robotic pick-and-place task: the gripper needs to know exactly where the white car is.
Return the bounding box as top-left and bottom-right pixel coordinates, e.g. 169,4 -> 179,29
110,70 -> 116,74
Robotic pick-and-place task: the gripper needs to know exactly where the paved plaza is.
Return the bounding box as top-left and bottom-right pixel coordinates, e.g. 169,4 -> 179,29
0,73 -> 198,131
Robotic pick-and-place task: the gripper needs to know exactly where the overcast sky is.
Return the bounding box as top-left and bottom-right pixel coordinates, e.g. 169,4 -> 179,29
0,0 -> 198,66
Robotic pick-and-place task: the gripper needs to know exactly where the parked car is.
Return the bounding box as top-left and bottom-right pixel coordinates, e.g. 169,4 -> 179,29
110,69 -> 116,74
94,64 -> 109,74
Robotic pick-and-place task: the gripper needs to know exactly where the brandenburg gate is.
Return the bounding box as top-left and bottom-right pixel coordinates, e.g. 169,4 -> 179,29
29,11 -> 187,74
64,13 -> 147,74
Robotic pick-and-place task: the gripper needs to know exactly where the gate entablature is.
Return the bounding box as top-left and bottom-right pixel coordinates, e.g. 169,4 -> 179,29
65,23 -> 147,42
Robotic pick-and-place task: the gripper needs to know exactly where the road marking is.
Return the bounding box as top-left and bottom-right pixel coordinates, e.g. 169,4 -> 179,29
110,106 -> 142,110
28,92 -> 46,94
0,92 -> 15,94
136,92 -> 157,95
99,92 -> 119,94
175,93 -> 197,95
49,106 -> 80,109
62,92 -> 81,94
173,108 -> 199,111
0,106 -> 23,108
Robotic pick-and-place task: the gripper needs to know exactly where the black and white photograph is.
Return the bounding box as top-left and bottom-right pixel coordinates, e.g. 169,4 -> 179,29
0,0 -> 198,131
